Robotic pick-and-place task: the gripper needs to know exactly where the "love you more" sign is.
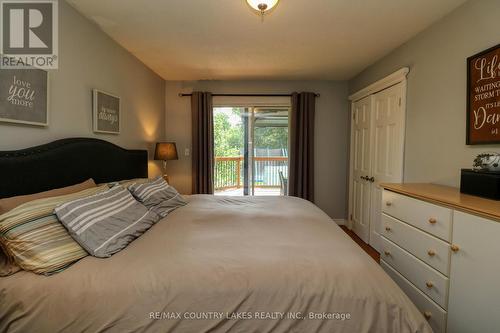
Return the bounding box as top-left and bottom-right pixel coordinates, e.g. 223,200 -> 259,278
467,44 -> 500,144
0,68 -> 48,126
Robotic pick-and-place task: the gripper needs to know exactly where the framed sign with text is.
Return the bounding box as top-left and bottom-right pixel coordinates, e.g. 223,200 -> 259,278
467,44 -> 500,145
93,89 -> 120,134
0,68 -> 48,126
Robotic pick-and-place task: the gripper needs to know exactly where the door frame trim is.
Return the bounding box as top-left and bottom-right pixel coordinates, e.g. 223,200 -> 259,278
348,67 -> 409,102
347,68 -> 409,238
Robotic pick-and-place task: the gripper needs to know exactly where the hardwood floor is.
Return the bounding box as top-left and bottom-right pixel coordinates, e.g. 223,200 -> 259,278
340,226 -> 380,263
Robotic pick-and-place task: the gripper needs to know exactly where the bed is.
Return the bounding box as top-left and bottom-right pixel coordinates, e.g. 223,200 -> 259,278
0,138 -> 431,333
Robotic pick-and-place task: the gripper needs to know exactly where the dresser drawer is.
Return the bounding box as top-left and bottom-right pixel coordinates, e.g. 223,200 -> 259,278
382,190 -> 452,241
382,214 -> 451,276
382,261 -> 447,333
381,237 -> 449,309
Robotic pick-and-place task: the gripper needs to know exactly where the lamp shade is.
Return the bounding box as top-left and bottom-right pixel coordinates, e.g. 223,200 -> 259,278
246,0 -> 279,13
154,142 -> 178,161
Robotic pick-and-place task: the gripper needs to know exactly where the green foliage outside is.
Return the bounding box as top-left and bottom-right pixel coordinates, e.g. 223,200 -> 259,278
214,109 -> 243,157
214,108 -> 288,157
254,127 -> 288,153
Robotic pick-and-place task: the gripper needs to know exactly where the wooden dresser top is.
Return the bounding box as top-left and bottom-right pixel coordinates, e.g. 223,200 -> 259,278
380,183 -> 500,222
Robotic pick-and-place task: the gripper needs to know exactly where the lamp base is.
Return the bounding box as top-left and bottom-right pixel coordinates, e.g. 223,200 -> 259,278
161,160 -> 169,183
162,174 -> 170,183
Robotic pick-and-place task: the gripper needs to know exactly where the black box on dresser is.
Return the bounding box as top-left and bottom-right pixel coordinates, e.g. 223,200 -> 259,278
460,169 -> 500,200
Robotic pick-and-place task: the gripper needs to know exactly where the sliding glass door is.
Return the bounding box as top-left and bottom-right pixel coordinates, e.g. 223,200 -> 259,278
213,106 -> 289,196
213,107 -> 245,194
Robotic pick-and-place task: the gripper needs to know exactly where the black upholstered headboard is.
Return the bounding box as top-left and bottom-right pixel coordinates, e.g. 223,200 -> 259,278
0,138 -> 148,199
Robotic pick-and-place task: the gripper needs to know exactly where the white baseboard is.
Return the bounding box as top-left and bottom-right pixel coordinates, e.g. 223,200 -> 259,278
333,219 -> 347,226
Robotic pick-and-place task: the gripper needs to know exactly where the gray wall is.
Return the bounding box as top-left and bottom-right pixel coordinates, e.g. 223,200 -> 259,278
349,0 -> 500,187
0,1 -> 166,176
165,80 -> 349,220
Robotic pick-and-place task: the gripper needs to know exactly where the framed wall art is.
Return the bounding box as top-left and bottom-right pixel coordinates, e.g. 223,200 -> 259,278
93,89 -> 120,134
0,68 -> 48,126
467,43 -> 500,145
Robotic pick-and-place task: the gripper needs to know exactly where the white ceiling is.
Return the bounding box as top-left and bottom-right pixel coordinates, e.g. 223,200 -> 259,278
67,0 -> 466,81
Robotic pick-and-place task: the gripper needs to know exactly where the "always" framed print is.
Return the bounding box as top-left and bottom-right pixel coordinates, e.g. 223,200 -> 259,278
93,89 -> 120,134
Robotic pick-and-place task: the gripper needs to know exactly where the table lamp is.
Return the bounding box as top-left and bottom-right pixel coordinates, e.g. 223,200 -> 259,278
154,142 -> 178,182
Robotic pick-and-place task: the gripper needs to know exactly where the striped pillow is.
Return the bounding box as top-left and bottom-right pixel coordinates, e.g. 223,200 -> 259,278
0,244 -> 20,276
0,186 -> 108,275
101,178 -> 150,189
55,185 -> 160,258
0,178 -> 96,215
129,177 -> 187,218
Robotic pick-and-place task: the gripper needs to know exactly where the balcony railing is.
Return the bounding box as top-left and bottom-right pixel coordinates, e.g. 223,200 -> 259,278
214,156 -> 288,191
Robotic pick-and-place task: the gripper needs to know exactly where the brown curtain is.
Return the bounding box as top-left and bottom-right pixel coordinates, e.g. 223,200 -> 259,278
289,92 -> 316,201
191,92 -> 214,194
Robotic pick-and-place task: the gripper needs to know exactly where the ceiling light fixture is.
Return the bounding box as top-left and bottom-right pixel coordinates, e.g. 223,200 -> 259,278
246,0 -> 279,21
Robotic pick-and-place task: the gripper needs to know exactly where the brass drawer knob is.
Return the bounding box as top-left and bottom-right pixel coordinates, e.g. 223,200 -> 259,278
426,281 -> 434,288
384,250 -> 391,256
385,226 -> 391,231
428,218 -> 437,224
385,201 -> 392,206
427,249 -> 436,257
451,244 -> 460,252
423,311 -> 432,320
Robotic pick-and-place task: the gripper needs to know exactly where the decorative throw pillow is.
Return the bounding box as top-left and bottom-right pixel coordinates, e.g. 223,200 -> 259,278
129,177 -> 187,218
102,178 -> 150,189
55,185 -> 160,258
0,179 -> 97,276
0,178 -> 96,215
0,186 -> 108,275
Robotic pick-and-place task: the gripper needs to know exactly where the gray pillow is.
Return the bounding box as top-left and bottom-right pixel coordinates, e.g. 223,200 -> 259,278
129,177 -> 187,218
54,185 -> 160,258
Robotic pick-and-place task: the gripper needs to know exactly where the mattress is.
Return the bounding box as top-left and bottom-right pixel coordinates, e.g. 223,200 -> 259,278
0,195 -> 431,332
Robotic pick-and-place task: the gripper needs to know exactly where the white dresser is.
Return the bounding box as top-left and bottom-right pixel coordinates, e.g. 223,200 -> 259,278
380,183 -> 500,333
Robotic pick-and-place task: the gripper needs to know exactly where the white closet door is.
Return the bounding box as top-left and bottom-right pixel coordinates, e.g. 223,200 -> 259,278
369,82 -> 405,251
351,96 -> 372,243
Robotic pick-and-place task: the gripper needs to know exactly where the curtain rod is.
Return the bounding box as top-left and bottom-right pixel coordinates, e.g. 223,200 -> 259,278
178,93 -> 320,97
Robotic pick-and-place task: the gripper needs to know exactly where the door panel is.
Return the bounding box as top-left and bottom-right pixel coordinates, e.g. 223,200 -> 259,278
373,86 -> 402,180
213,107 -> 289,196
369,82 -> 404,251
349,81 -> 405,249
351,96 -> 372,243
252,107 -> 289,195
448,211 -> 500,333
